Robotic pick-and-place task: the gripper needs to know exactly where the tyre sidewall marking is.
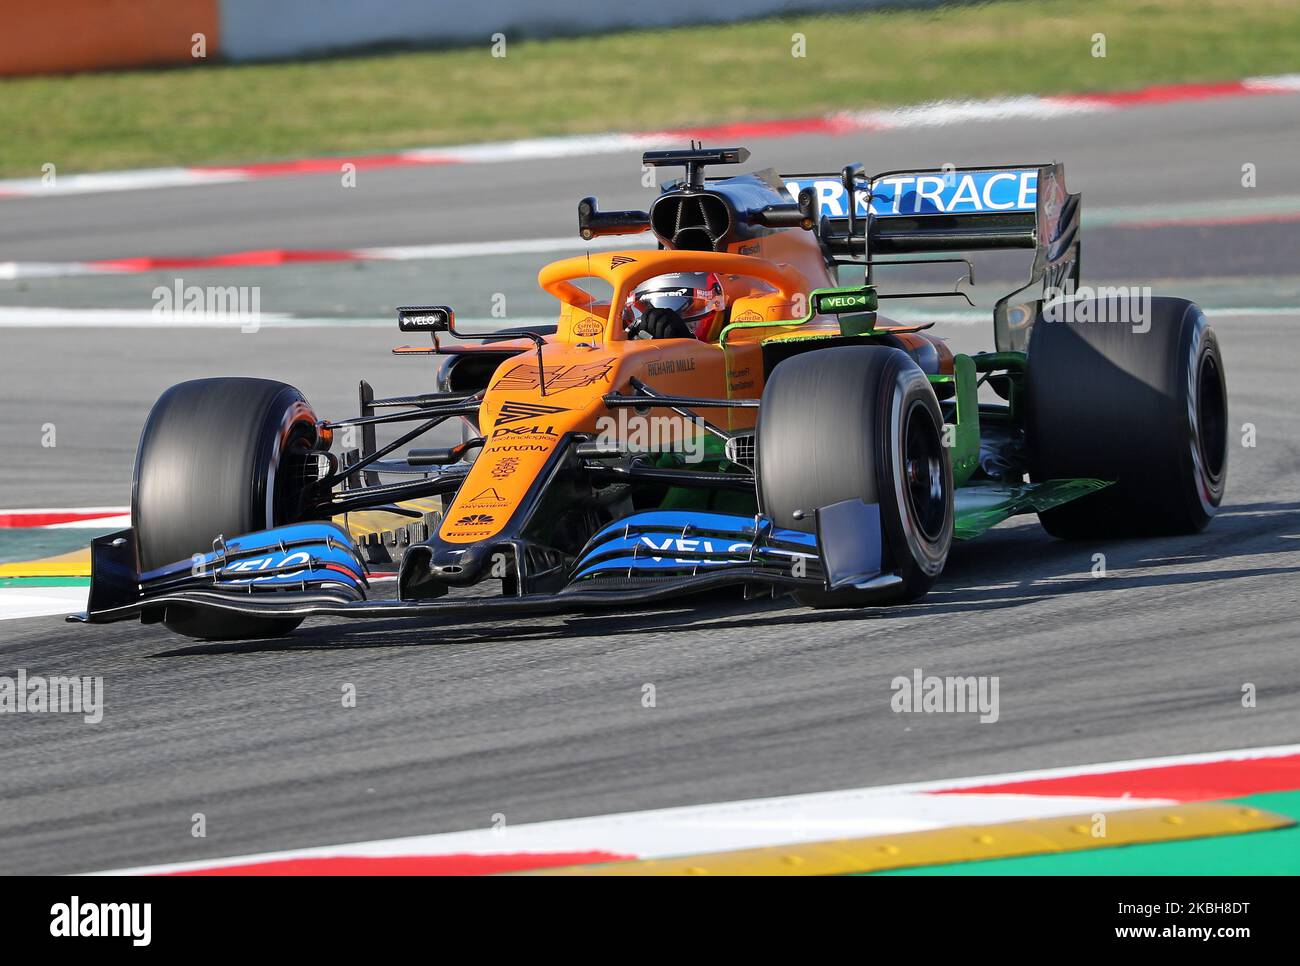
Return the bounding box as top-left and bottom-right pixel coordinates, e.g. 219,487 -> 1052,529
258,393 -> 317,531
884,365 -> 951,578
1182,308 -> 1226,519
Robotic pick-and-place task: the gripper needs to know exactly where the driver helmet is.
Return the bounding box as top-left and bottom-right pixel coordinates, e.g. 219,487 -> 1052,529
624,272 -> 725,340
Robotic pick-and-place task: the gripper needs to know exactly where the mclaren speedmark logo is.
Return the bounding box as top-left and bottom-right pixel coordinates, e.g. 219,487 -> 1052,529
493,402 -> 568,426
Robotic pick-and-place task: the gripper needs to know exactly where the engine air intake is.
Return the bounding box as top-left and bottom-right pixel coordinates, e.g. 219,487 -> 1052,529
649,192 -> 734,252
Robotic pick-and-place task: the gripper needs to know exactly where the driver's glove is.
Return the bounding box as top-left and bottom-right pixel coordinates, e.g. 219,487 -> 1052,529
627,307 -> 693,340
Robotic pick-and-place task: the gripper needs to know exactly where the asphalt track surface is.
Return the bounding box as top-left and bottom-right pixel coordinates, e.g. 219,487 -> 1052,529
2,93 -> 1299,874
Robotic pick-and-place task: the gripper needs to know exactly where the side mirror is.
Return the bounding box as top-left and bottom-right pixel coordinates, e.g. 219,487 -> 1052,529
396,305 -> 454,333
578,197 -> 650,241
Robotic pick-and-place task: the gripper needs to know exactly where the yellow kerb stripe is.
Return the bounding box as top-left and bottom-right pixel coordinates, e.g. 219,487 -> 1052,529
0,549 -> 92,578
521,802 -> 1292,876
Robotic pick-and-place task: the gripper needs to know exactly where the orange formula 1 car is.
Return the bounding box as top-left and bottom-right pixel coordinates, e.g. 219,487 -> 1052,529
75,147 -> 1227,640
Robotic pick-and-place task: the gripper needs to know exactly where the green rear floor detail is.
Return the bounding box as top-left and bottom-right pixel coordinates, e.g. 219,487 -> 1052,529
953,478 -> 1111,540
867,792 -> 1300,876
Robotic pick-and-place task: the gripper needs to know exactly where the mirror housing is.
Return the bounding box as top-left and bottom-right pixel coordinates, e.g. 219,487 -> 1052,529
578,197 -> 651,241
396,305 -> 454,333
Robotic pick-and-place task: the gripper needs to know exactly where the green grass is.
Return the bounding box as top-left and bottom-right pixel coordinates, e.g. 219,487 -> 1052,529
1,0 -> 1297,177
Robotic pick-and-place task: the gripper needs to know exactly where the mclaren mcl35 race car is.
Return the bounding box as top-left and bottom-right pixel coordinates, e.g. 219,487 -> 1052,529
74,147 -> 1228,640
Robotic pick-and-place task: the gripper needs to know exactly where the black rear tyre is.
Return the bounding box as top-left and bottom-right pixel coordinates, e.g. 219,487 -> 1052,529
133,378 -> 322,639
1026,297 -> 1227,538
757,346 -> 953,607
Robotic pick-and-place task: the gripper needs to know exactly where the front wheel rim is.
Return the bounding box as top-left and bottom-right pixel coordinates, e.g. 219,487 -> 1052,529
1195,351 -> 1227,485
902,400 -> 946,543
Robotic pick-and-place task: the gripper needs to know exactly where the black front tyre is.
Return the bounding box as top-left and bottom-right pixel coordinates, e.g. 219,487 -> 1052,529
1026,297 -> 1228,538
757,346 -> 953,607
133,378 -> 322,639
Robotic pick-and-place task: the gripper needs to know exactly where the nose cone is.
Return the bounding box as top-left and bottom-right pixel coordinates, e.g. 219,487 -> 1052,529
438,346 -> 621,546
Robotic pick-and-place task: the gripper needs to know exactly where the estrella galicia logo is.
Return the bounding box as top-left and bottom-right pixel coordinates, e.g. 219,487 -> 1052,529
455,514 -> 495,526
494,401 -> 567,426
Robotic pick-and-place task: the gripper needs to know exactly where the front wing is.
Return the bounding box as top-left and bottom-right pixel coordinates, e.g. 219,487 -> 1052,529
70,501 -> 894,626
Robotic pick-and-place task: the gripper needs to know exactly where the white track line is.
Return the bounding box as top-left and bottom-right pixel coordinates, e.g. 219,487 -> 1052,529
840,94 -> 1106,129
0,167 -> 251,198
91,743 -> 1300,875
0,587 -> 89,620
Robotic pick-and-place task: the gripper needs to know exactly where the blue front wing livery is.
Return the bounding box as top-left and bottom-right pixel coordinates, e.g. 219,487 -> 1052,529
571,510 -> 818,580
140,521 -> 368,596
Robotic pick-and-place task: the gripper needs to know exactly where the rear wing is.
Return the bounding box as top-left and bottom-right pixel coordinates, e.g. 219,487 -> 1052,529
782,163 -> 1081,351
